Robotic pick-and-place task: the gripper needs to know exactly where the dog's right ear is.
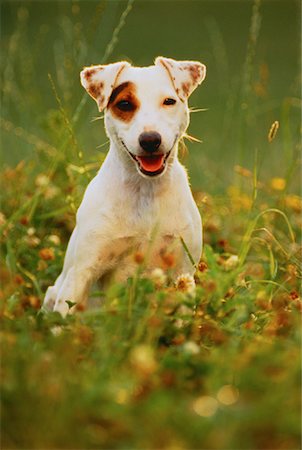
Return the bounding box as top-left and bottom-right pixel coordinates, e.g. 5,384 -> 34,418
80,61 -> 130,112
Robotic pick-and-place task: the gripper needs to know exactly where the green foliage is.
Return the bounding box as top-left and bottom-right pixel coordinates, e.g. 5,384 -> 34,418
0,1 -> 301,449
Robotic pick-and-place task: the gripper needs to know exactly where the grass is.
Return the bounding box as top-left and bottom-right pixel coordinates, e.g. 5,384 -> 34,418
0,1 -> 301,449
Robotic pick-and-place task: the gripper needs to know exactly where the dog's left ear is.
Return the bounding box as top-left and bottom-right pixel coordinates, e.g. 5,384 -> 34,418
80,61 -> 130,111
155,56 -> 206,101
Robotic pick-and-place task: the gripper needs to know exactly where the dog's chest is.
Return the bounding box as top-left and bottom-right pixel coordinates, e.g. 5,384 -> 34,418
114,179 -> 185,232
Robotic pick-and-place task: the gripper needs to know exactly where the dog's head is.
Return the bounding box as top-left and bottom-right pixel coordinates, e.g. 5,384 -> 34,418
80,57 -> 206,178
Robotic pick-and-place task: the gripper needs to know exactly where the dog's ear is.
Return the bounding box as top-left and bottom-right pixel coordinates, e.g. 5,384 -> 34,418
155,56 -> 206,101
80,61 -> 130,111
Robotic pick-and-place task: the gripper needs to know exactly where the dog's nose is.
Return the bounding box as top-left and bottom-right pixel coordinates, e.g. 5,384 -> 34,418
139,132 -> 162,153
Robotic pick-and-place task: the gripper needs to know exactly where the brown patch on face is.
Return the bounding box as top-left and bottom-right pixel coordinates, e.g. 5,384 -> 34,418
107,81 -> 140,123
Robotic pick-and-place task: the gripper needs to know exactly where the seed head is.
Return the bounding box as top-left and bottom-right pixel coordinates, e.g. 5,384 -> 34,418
268,120 -> 279,143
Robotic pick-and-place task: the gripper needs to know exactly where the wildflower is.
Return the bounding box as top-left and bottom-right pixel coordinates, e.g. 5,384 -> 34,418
268,120 -> 279,143
115,389 -> 129,405
14,274 -> 24,285
27,227 -> 36,236
201,279 -> 217,293
159,248 -> 175,268
284,195 -> 302,213
133,251 -> 144,264
198,261 -> 208,273
175,273 -> 196,295
73,325 -> 93,345
20,216 -> 29,225
47,234 -> 61,246
171,334 -> 186,345
234,165 -> 252,178
227,186 -> 253,211
223,255 -> 239,270
289,291 -> 299,301
270,177 -> 286,191
26,236 -> 41,248
192,396 -> 218,417
182,341 -> 200,355
39,248 -> 55,261
44,185 -> 60,199
21,295 -> 41,309
217,385 -> 239,405
130,345 -> 157,376
150,268 -> 167,288
35,174 -> 50,187
217,238 -> 228,249
37,260 -> 48,271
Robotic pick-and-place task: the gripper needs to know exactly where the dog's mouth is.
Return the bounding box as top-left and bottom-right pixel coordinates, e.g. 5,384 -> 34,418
122,141 -> 171,177
136,153 -> 170,176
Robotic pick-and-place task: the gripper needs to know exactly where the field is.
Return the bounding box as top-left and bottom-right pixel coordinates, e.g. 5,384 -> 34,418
0,1 -> 301,449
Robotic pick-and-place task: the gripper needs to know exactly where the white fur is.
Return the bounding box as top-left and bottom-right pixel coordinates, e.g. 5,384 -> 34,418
43,57 -> 206,316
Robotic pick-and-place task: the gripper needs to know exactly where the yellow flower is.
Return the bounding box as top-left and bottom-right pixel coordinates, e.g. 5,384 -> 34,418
130,345 -> 157,376
284,195 -> 302,213
192,396 -> 218,417
217,385 -> 239,405
270,177 -> 286,191
234,165 -> 252,178
35,174 -> 50,187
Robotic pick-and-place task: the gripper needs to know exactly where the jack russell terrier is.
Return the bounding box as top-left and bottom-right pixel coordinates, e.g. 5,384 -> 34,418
43,56 -> 206,316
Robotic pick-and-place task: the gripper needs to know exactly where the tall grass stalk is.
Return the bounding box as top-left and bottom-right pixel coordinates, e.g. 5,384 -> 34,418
71,0 -> 135,127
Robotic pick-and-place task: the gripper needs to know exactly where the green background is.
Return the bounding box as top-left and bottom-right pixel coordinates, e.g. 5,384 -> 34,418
1,0 -> 300,192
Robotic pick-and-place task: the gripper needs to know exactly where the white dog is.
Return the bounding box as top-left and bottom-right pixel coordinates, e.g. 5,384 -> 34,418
43,57 -> 206,316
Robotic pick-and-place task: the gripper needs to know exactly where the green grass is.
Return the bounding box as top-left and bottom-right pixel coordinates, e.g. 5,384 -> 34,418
0,1 -> 301,449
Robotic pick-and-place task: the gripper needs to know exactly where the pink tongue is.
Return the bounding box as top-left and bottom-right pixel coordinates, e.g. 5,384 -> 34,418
137,155 -> 164,173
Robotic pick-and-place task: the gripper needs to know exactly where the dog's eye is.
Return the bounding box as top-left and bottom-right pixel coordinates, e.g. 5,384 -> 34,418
116,100 -> 135,111
163,98 -> 177,106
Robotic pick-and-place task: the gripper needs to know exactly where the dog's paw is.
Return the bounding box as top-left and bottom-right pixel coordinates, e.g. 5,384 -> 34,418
53,297 -> 76,318
42,286 -> 57,311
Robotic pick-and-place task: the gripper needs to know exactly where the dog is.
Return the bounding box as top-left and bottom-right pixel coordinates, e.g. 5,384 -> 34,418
43,56 -> 206,316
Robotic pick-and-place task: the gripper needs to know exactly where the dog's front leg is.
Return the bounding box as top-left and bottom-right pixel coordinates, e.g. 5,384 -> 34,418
42,226 -> 78,312
51,227 -> 112,316
53,265 -> 94,316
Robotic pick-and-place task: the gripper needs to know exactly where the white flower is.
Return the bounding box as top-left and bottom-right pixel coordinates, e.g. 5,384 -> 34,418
150,268 -> 167,288
182,341 -> 200,355
47,234 -> 61,246
224,255 -> 239,270
35,174 -> 50,187
175,273 -> 196,295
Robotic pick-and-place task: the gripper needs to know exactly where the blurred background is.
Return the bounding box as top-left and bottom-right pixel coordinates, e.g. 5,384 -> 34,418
1,0 -> 300,193
1,3 -> 301,449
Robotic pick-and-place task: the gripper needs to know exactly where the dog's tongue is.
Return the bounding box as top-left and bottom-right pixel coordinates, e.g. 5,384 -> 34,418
137,154 -> 164,173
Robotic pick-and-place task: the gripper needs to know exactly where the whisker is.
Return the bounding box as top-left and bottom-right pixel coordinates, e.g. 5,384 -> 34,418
96,140 -> 110,149
91,115 -> 104,122
189,107 -> 209,113
183,133 -> 203,143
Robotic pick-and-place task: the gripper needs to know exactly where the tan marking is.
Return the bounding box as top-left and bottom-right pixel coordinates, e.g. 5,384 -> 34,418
87,82 -> 104,100
188,64 -> 201,83
107,81 -> 140,123
181,82 -> 191,97
84,68 -> 97,80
